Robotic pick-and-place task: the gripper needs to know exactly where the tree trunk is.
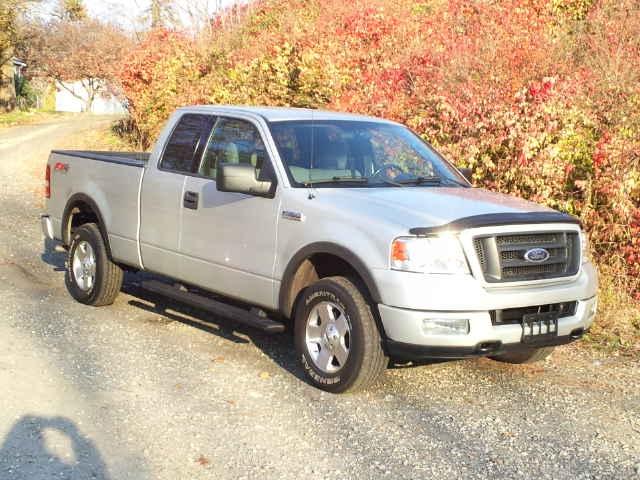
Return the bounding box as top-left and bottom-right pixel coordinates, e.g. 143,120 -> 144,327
151,0 -> 161,28
57,78 -> 100,113
81,78 -> 97,113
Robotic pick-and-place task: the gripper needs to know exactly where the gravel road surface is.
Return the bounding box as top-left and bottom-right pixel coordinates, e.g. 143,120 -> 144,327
0,116 -> 638,479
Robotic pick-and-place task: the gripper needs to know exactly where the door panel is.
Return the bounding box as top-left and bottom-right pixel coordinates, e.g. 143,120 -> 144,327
179,177 -> 280,308
178,116 -> 280,309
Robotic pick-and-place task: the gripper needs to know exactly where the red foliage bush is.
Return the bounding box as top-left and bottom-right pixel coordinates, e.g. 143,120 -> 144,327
118,29 -> 210,143
116,0 -> 640,298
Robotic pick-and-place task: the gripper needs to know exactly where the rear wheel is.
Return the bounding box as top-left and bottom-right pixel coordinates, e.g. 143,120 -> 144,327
65,223 -> 123,306
490,346 -> 555,364
294,276 -> 388,393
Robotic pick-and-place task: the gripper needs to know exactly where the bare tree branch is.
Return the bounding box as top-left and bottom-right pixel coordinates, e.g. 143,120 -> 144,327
21,17 -> 129,111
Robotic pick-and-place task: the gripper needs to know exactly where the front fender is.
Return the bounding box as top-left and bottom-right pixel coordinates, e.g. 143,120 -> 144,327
278,241 -> 383,317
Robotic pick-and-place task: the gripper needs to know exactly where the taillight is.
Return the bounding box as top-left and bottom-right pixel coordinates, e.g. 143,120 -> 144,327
45,164 -> 51,198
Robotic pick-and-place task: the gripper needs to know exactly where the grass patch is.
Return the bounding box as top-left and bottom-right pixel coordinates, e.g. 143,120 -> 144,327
585,267 -> 640,356
0,110 -> 71,129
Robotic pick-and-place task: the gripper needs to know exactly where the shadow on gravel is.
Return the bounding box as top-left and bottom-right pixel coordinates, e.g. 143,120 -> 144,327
121,274 -> 307,383
387,358 -> 454,369
0,415 -> 110,480
119,275 -> 454,382
38,238 -> 453,383
40,238 -> 66,272
38,236 -> 308,383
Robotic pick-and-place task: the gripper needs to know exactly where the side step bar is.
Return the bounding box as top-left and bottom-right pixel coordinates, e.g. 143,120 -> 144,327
141,280 -> 285,334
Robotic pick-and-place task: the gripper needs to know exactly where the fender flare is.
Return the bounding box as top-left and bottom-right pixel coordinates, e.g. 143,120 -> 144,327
278,242 -> 382,318
61,193 -> 112,256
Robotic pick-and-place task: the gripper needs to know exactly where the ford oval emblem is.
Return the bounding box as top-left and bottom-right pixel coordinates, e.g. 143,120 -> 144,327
524,247 -> 550,263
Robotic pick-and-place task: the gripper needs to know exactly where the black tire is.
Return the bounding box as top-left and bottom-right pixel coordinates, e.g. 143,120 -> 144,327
294,276 -> 388,393
65,223 -> 123,306
490,346 -> 555,364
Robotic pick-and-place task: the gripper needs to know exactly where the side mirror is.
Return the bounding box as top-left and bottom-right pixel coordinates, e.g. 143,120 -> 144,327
216,162 -> 273,197
459,167 -> 473,183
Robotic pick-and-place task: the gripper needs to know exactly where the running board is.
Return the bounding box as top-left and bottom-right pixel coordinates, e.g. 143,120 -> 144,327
140,280 -> 285,334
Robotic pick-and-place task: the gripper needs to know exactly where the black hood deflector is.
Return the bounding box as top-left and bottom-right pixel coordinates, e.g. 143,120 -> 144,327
409,212 -> 580,236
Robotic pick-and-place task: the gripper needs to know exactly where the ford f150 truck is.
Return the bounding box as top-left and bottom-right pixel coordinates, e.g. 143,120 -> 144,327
41,106 -> 598,392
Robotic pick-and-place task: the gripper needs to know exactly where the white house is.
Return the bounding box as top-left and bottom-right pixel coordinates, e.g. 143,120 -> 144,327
55,79 -> 127,114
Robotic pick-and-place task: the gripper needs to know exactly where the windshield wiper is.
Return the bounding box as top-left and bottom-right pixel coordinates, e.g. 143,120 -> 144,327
304,176 -> 404,187
397,176 -> 442,186
373,177 -> 404,187
303,177 -> 369,186
444,177 -> 471,187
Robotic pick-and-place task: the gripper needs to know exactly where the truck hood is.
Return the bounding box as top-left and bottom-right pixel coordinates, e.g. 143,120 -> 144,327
314,187 -> 554,230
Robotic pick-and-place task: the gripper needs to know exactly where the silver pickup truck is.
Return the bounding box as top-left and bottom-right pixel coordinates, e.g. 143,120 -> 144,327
41,106 -> 598,392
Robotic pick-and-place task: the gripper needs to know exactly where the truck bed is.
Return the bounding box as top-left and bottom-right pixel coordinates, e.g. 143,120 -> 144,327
50,150 -> 149,167
47,149 -> 149,269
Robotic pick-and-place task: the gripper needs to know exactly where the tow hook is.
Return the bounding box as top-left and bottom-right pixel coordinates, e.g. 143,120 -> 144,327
570,328 -> 585,340
476,341 -> 501,354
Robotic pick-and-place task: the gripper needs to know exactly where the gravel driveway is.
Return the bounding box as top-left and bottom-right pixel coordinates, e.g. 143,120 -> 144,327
0,116 -> 638,479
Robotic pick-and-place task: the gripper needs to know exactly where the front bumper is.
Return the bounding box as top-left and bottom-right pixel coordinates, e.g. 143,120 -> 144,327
386,333 -> 585,360
371,262 -> 598,311
378,293 -> 598,360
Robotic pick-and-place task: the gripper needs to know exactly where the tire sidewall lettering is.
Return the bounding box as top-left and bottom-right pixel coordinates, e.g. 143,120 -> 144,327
301,354 -> 341,385
298,286 -> 358,388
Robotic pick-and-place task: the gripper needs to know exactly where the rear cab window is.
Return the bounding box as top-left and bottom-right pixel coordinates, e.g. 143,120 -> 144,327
160,114 -> 216,173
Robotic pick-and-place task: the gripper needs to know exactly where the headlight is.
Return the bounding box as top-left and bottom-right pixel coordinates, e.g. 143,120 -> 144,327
579,230 -> 591,264
391,234 -> 470,274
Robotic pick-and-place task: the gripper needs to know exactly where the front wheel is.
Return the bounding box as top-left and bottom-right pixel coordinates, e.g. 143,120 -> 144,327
490,346 -> 555,364
294,276 -> 388,393
65,223 -> 123,306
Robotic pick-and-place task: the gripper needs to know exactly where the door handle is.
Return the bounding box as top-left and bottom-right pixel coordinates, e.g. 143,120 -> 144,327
183,190 -> 199,210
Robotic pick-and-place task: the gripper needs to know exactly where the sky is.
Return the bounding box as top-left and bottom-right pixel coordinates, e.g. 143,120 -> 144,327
34,0 -> 241,31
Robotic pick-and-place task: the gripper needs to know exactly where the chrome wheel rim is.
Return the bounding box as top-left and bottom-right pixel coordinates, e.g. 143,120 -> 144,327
305,301 -> 351,374
72,240 -> 96,292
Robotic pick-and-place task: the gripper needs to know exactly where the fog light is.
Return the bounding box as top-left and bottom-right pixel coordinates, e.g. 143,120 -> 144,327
422,318 -> 470,336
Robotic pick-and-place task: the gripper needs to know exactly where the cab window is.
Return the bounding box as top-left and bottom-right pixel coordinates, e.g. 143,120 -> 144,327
198,117 -> 269,179
160,114 -> 214,173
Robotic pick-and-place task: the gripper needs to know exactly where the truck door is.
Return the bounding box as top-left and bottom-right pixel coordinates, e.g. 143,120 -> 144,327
139,113 -> 215,277
179,116 -> 280,309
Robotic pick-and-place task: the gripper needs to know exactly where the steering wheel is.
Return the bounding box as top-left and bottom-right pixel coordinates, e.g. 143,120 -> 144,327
372,163 -> 404,178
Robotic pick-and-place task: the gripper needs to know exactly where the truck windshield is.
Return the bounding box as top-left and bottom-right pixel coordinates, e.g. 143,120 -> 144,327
269,120 -> 468,188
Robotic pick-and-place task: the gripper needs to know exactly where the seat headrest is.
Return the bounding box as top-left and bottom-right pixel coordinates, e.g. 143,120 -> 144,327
224,142 -> 239,163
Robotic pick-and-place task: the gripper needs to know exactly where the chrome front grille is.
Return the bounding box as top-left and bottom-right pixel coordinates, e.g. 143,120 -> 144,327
473,231 -> 580,283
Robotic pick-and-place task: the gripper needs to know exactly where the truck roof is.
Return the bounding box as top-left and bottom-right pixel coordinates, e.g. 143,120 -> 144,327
180,105 -> 395,124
